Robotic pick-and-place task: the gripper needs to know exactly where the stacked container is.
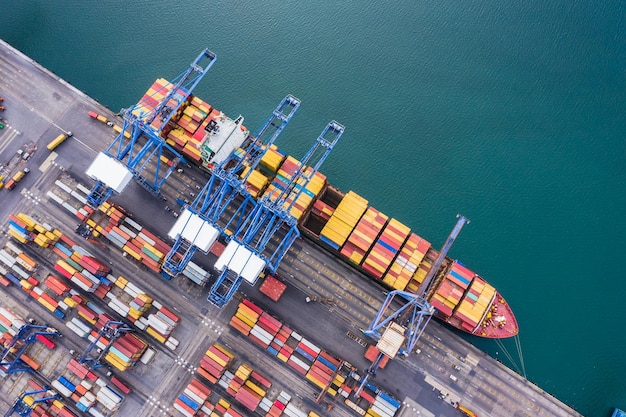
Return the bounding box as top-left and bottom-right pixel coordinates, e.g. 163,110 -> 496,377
105,333 -> 148,371
224,364 -> 272,412
405,250 -> 434,293
452,273 -> 495,333
174,378 -> 212,417
429,260 -> 472,318
320,191 -> 368,250
227,300 -> 391,407
382,233 -> 431,291
340,207 -> 388,265
197,343 -> 234,384
7,213 -> 35,243
182,261 -> 211,286
261,156 -> 327,221
145,305 -> 179,344
361,218 -> 410,280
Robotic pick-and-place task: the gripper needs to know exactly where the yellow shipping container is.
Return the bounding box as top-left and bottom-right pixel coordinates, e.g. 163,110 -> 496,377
96,114 -> 108,123
128,308 -> 143,320
36,297 -> 54,313
17,213 -> 37,229
8,229 -> 28,243
64,296 -> 78,309
305,373 -> 326,389
122,245 -> 142,261
206,350 -> 229,368
244,380 -> 266,397
115,275 -> 128,289
146,326 -> 167,344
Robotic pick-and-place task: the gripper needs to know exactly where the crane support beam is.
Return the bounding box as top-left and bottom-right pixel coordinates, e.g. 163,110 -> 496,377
86,49 -> 216,208
358,215 -> 469,395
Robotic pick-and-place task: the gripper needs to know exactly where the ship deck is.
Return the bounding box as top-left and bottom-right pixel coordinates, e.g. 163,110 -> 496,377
0,39 -> 581,417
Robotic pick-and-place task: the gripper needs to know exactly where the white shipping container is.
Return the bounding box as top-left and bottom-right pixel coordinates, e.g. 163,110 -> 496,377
284,403 -> 308,417
118,224 -> 137,239
88,406 -> 106,417
123,216 -> 142,232
76,183 -> 92,196
133,320 -> 147,331
62,202 -> 78,215
98,386 -> 123,404
83,391 -> 97,403
71,317 -> 91,333
46,190 -> 65,204
370,404 -> 393,417
11,265 -> 30,279
54,180 -> 73,193
183,388 -> 204,405
173,402 -> 194,417
71,190 -> 88,205
66,321 -> 88,338
5,241 -> 23,255
137,232 -> 155,246
51,379 -> 73,398
139,347 -> 156,364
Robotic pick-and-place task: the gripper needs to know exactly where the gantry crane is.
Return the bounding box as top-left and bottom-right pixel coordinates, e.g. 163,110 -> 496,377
0,325 -> 62,374
208,121 -> 344,307
356,215 -> 469,394
4,387 -> 60,417
162,95 -> 300,277
85,49 -> 217,207
78,321 -> 133,370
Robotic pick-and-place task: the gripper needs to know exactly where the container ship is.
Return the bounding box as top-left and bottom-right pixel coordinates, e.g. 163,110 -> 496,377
123,77 -> 518,339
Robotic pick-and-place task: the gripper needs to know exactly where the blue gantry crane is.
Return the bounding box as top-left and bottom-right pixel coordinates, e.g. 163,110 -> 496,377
161,95 -> 300,277
0,325 -> 62,375
4,387 -> 60,417
86,49 -> 217,207
356,214 -> 469,394
77,321 -> 133,370
208,121 -> 344,307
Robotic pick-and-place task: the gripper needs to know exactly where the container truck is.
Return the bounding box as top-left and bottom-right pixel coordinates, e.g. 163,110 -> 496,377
5,168 -> 30,190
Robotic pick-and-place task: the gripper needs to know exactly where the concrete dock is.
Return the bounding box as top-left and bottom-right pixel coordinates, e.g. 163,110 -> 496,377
0,39 -> 582,417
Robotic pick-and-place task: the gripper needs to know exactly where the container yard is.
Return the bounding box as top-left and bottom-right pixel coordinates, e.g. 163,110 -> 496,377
0,39 -> 583,417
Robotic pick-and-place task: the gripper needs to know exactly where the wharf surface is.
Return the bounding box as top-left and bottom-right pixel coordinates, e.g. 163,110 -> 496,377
0,39 -> 582,417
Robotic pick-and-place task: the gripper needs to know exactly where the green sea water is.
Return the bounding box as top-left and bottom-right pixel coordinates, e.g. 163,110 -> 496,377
2,1 -> 625,415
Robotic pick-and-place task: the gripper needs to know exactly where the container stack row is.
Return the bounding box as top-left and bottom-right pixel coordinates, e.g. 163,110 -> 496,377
429,260 -> 471,318
228,300 -> 401,415
51,357 -> 125,415
50,179 -> 171,274
241,144 -> 286,198
173,378 -> 212,417
319,191 -> 369,250
340,207 -> 388,265
361,218 -> 411,280
452,273 -> 496,333
4,211 -> 181,351
197,343 -> 234,384
382,232 -> 431,291
261,155 -> 327,221
224,363 -> 272,412
14,379 -> 77,417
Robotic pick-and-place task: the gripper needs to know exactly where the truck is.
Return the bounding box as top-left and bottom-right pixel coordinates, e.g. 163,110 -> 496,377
47,131 -> 72,151
5,168 -> 30,190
